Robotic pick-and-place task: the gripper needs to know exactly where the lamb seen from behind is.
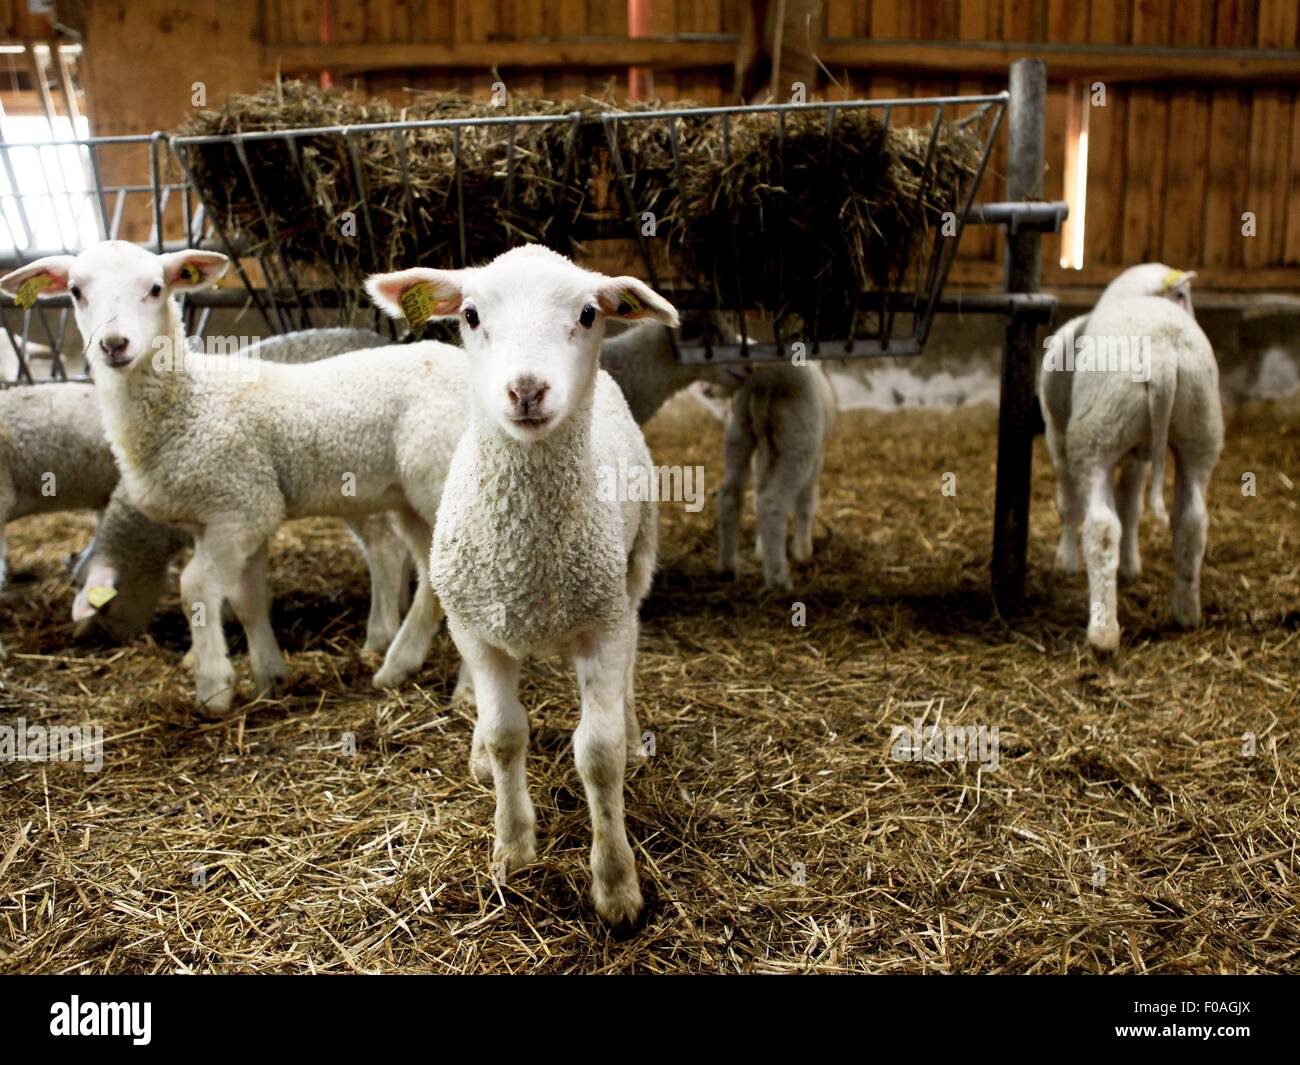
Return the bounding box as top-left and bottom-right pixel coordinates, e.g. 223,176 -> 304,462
1039,263 -> 1222,653
367,245 -> 677,926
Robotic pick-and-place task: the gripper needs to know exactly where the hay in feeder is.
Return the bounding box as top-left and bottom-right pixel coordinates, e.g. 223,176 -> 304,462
174,81 -> 984,333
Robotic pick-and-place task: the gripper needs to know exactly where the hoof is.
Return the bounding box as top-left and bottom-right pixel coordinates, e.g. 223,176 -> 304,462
492,835 -> 537,880
593,876 -> 644,928
372,665 -> 412,690
1087,623 -> 1120,657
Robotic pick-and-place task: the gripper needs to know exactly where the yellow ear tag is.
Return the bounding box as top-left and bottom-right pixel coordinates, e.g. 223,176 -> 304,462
616,289 -> 643,317
1162,268 -> 1187,291
399,282 -> 434,327
86,585 -> 118,610
15,273 -> 54,309
178,263 -> 202,285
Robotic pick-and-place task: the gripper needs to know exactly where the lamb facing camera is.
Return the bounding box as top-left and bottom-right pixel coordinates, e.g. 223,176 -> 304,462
367,245 -> 676,926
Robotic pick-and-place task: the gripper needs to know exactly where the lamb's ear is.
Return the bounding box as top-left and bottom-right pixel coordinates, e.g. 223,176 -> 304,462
159,250 -> 229,290
0,255 -> 76,304
596,276 -> 679,327
1164,269 -> 1196,314
365,268 -> 464,325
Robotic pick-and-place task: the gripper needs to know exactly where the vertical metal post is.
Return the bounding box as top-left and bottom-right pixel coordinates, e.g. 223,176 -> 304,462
992,59 -> 1046,616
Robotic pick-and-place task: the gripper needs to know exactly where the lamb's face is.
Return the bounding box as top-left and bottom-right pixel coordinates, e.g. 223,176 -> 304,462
366,245 -> 679,443
0,243 -> 228,375
1102,263 -> 1197,317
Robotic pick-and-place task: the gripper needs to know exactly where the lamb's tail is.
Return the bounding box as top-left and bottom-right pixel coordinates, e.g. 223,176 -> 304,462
627,502 -> 658,608
1146,359 -> 1176,527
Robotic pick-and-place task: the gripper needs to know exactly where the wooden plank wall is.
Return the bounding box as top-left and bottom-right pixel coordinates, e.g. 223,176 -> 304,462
1,1 -> 1296,286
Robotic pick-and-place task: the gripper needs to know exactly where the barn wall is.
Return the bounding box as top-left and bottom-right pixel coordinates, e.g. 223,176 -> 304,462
4,1 -> 1298,290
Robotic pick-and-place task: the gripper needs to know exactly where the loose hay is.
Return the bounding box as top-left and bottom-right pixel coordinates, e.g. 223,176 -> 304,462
175,81 -> 983,332
1,398 -> 1296,973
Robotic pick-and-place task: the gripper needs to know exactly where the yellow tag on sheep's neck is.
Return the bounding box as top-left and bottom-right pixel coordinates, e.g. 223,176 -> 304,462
399,282 -> 434,327
1162,268 -> 1188,291
617,289 -> 643,317
15,273 -> 54,308
86,585 -> 118,610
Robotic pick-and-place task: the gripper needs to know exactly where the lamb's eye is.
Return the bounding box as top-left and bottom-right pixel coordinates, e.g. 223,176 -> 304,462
464,306 -> 480,329
70,285 -> 82,300
579,304 -> 596,328
149,283 -> 162,298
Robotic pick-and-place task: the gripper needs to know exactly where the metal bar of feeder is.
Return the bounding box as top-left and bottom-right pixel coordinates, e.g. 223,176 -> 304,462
149,133 -> 166,252
345,130 -> 383,285
287,135 -> 350,324
967,201 -> 1068,229
897,103 -> 943,351
602,114 -> 662,295
235,133 -> 308,331
992,59 -> 1047,616
171,111 -> 585,148
915,99 -> 1009,352
720,111 -> 750,357
169,142 -> 279,334
504,121 -> 517,214
453,126 -> 466,267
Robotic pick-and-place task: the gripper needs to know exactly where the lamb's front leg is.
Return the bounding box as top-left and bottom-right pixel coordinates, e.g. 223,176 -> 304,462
574,621 -> 643,926
454,621 -> 535,876
180,544 -> 236,714
224,539 -> 289,698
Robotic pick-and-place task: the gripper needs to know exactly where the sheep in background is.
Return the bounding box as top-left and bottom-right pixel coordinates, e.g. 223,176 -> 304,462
599,320 -> 751,424
67,328 -> 412,652
367,245 -> 675,927
714,362 -> 838,592
0,382 -> 118,657
1038,264 -> 1222,653
2,245 -> 466,714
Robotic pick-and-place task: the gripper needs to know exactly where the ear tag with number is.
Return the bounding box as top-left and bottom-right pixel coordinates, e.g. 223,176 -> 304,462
15,274 -> 54,309
178,263 -> 202,285
399,282 -> 435,327
616,289 -> 643,317
1162,268 -> 1188,291
86,585 -> 118,610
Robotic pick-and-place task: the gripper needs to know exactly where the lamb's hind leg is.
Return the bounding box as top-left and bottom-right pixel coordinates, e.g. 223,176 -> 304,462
373,509 -> 441,689
1046,423 -> 1083,573
574,619 -> 642,926
1082,467 -> 1122,654
716,408 -> 755,578
791,456 -> 823,564
1117,456 -> 1148,579
1170,452 -> 1212,629
347,513 -> 407,654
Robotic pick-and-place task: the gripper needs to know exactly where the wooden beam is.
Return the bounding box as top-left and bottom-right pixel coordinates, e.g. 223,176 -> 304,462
263,36 -> 1300,84
264,36 -> 740,76
948,259 -> 1300,290
818,39 -> 1300,83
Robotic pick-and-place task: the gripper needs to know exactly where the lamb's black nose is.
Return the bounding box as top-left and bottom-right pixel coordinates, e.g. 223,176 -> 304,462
99,335 -> 129,359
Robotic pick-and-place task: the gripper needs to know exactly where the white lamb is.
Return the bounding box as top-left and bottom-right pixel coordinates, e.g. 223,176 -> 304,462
2,243 -> 466,713
0,382 -> 118,657
715,362 -> 838,591
67,328 -> 411,650
367,245 -> 676,927
599,320 -> 751,424
1038,263 -> 1222,653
